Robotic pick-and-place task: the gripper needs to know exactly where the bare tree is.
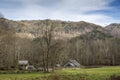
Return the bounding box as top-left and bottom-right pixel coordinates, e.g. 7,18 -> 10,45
33,20 -> 63,72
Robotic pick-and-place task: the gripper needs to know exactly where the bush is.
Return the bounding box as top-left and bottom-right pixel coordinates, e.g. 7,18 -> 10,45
108,75 -> 120,80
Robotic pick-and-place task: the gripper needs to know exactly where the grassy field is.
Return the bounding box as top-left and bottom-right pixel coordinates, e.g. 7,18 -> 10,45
0,66 -> 120,80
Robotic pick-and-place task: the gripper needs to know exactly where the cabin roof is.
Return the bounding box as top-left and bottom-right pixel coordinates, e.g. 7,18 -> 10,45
69,60 -> 80,66
64,59 -> 80,67
18,60 -> 28,65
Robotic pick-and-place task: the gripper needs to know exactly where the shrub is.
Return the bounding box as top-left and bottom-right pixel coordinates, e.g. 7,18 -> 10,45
107,75 -> 120,80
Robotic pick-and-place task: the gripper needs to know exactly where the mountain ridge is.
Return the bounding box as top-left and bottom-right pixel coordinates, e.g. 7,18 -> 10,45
0,18 -> 120,39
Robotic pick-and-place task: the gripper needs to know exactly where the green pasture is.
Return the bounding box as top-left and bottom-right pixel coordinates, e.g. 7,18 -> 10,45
0,66 -> 120,80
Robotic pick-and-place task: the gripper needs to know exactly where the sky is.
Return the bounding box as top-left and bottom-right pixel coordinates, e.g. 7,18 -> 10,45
0,0 -> 120,26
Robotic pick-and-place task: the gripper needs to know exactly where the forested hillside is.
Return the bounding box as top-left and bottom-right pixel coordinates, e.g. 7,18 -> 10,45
106,23 -> 120,38
0,18 -> 120,71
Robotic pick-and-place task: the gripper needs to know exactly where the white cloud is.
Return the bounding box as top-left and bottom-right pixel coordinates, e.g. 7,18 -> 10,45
1,0 -> 118,26
59,0 -> 113,11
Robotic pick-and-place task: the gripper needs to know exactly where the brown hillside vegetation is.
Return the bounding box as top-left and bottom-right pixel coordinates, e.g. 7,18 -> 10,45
0,18 -> 120,71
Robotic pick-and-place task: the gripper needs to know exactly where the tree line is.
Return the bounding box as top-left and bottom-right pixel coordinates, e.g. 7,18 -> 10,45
0,18 -> 120,72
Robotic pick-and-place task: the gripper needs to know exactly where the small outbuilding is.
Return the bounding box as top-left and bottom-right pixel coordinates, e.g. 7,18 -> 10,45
64,60 -> 80,68
55,64 -> 61,67
26,65 -> 36,70
18,60 -> 29,70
